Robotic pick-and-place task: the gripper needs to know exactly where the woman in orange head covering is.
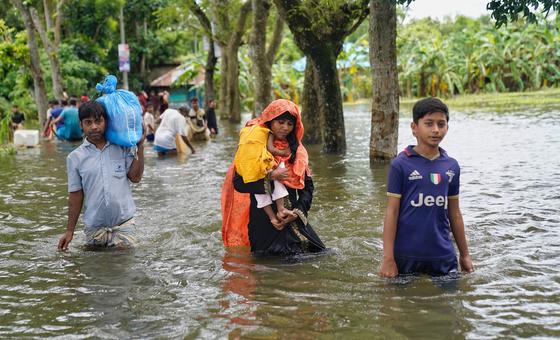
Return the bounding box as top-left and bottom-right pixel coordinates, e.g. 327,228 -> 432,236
221,99 -> 326,256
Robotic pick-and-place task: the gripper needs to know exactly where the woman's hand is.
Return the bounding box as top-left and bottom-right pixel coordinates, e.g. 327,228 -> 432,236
277,210 -> 298,228
270,167 -> 289,181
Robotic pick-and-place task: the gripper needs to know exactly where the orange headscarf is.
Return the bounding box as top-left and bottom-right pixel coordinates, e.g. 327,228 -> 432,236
221,99 -> 310,247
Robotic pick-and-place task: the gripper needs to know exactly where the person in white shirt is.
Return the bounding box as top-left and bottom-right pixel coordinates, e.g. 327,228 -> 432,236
143,104 -> 156,142
153,108 -> 195,156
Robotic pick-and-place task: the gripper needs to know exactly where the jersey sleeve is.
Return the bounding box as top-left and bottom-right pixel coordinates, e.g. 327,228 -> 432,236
448,162 -> 460,198
387,161 -> 404,198
66,153 -> 82,192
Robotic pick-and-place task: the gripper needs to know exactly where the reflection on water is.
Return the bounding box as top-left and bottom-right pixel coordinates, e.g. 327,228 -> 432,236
0,106 -> 559,338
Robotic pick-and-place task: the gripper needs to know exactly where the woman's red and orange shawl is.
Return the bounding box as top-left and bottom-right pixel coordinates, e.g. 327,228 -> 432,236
221,99 -> 310,247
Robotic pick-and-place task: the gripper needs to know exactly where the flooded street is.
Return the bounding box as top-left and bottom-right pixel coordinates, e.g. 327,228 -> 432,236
0,105 -> 559,338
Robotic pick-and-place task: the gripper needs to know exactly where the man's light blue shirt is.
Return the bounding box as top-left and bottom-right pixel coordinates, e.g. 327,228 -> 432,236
67,139 -> 135,233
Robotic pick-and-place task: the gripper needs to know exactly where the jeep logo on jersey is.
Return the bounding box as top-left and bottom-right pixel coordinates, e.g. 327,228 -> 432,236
410,193 -> 448,209
430,173 -> 441,185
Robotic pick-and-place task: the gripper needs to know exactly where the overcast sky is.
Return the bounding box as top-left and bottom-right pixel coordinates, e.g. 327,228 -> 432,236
403,0 -> 491,21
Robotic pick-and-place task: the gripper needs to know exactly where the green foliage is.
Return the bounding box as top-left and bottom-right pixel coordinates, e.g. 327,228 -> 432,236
2,0 -> 560,114
271,31 -> 305,104
0,107 -> 11,145
487,0 -> 560,27
175,53 -> 206,89
396,14 -> 560,98
0,20 -> 34,116
59,44 -> 108,96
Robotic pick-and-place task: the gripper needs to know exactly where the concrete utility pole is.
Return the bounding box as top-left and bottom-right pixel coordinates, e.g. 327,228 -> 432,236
119,5 -> 129,90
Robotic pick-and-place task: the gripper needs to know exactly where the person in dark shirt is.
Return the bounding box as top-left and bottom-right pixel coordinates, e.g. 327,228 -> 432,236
11,105 -> 25,130
206,99 -> 218,136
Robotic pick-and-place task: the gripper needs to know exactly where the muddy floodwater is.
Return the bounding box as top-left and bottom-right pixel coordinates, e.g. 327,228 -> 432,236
0,105 -> 559,338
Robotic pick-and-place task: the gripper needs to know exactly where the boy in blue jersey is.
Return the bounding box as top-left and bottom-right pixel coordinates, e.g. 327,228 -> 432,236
380,97 -> 474,278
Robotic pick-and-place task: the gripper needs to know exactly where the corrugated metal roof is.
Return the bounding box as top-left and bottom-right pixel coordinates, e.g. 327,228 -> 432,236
150,65 -> 205,87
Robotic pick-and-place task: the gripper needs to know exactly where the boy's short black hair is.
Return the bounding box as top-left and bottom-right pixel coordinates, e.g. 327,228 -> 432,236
69,98 -> 77,106
79,101 -> 108,122
412,97 -> 449,123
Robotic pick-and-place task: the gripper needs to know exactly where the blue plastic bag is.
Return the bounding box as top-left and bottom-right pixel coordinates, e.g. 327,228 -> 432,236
95,75 -> 143,149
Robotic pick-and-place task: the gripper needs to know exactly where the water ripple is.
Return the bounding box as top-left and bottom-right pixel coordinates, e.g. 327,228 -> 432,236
0,109 -> 558,337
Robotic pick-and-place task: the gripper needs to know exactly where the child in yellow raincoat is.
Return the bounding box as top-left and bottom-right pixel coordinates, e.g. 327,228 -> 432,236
234,123 -> 292,228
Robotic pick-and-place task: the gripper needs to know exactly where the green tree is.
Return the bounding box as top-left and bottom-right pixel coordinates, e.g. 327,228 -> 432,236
274,0 -> 369,153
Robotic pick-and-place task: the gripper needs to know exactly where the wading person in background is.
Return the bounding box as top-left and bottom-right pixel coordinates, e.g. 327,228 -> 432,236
57,101 -> 145,250
51,98 -> 83,141
10,105 -> 25,130
205,99 -> 218,137
47,99 -> 67,140
43,100 -> 60,139
153,108 -> 195,157
222,99 -> 325,257
187,97 -> 209,141
143,104 -> 156,143
379,97 -> 474,278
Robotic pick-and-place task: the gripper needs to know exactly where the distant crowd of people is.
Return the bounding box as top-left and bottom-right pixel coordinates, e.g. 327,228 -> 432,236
34,89 -> 218,149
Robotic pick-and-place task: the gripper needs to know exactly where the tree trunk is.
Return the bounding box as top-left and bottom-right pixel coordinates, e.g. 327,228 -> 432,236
187,0 -> 217,108
251,1 -> 284,117
226,48 -> 241,123
226,1 -> 251,123
267,11 -> 284,66
54,0 -> 64,48
251,0 -> 272,117
11,0 -> 48,127
204,39 -> 217,108
219,49 -> 229,119
273,0 -> 368,154
30,7 -> 64,100
419,71 -> 426,97
369,0 -> 399,162
301,59 -> 321,144
43,0 -> 53,30
310,46 -> 346,153
140,18 -> 147,82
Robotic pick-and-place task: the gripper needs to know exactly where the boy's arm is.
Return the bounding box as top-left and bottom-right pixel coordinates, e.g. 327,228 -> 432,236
58,190 -> 84,251
448,198 -> 474,272
379,196 -> 400,278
